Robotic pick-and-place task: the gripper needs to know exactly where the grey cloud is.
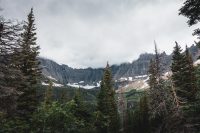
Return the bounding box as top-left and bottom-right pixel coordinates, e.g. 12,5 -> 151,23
0,0 -> 199,68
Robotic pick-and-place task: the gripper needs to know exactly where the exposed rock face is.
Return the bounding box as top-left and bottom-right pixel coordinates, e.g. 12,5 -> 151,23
39,52 -> 169,85
39,44 -> 199,86
40,58 -> 104,84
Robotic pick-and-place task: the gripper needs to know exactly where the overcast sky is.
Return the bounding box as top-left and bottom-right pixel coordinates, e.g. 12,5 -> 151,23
1,0 -> 199,68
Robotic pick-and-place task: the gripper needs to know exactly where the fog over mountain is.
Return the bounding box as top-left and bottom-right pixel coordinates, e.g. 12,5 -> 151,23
1,0 -> 200,68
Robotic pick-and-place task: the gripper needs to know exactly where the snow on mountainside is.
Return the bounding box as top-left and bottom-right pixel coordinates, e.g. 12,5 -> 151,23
39,44 -> 199,90
116,75 -> 149,93
42,82 -> 64,87
67,83 -> 99,89
194,59 -> 200,66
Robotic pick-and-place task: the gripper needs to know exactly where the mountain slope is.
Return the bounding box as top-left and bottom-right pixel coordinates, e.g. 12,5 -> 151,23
40,44 -> 199,88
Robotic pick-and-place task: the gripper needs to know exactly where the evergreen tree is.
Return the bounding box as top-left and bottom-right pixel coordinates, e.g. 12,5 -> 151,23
171,43 -> 197,102
148,59 -> 157,88
96,63 -> 120,133
147,44 -> 178,132
139,94 -> 150,133
17,8 -> 41,120
72,89 -> 95,133
148,44 -> 167,117
182,46 -> 197,101
196,65 -> 200,91
73,89 -> 90,122
179,0 -> 200,26
44,80 -> 53,105
124,94 -> 149,133
171,42 -> 186,101
179,0 -> 200,45
0,16 -> 23,115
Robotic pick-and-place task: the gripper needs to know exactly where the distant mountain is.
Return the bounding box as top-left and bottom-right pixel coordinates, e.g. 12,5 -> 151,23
39,44 -> 199,89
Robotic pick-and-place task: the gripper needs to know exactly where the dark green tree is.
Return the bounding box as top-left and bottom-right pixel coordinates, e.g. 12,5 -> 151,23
196,65 -> 200,90
179,0 -> 200,45
44,80 -> 53,105
171,43 -> 197,103
0,16 -> 23,116
124,94 -> 150,133
139,94 -> 150,133
17,8 -> 41,120
179,0 -> 200,26
96,63 -> 120,133
171,42 -> 185,96
182,46 -> 197,101
72,89 -> 95,133
148,44 -> 167,116
148,59 -> 157,88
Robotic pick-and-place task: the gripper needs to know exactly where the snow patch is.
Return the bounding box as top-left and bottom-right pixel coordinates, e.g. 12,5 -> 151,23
47,76 -> 57,81
42,82 -> 64,87
128,77 -> 133,81
67,83 -> 98,89
134,75 -> 148,79
119,77 -> 128,81
79,81 -> 84,84
53,82 -> 64,87
42,82 -> 49,86
194,59 -> 200,66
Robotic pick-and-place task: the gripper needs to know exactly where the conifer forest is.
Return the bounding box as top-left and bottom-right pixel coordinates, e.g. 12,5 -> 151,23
1,0 -> 200,133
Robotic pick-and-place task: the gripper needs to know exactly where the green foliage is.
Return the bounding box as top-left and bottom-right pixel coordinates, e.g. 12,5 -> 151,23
96,63 -> 120,133
179,0 -> 200,46
32,101 -> 77,133
171,43 -> 197,103
32,99 -> 96,133
124,94 -> 150,133
179,0 -> 200,26
0,16 -> 23,116
17,8 -> 41,120
44,80 -> 53,105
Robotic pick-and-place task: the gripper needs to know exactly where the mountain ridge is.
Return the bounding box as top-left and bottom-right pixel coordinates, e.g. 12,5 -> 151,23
40,44 -> 199,88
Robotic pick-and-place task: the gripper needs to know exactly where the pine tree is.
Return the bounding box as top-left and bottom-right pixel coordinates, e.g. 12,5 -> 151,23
147,44 -> 177,132
96,63 -> 120,133
171,42 -> 185,99
196,65 -> 200,91
171,43 -> 197,103
44,80 -> 53,105
179,0 -> 200,46
138,94 -> 150,133
73,89 -> 90,121
148,59 -> 157,88
0,16 -> 23,115
17,8 -> 41,120
179,0 -> 200,26
182,46 -> 197,101
148,44 -> 167,116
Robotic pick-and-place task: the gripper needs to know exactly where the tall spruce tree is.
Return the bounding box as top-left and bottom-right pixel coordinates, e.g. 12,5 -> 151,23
171,43 -> 197,102
182,46 -> 197,101
96,63 -> 120,133
171,42 -> 185,97
0,16 -> 23,115
17,8 -> 41,120
148,44 -> 167,117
